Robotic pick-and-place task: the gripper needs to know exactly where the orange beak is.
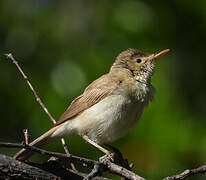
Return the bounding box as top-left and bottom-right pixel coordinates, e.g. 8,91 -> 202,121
152,49 -> 170,61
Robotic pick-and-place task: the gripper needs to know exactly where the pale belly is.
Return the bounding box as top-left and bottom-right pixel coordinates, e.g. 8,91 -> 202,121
75,94 -> 147,144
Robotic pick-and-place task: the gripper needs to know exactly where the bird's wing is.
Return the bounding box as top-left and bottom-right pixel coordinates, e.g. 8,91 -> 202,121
54,73 -> 121,126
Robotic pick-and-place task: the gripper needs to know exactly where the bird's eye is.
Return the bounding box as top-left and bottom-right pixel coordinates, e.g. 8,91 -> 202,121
136,59 -> 142,63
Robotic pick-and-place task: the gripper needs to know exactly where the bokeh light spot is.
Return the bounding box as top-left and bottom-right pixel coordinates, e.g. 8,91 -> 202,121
51,60 -> 87,97
113,1 -> 154,33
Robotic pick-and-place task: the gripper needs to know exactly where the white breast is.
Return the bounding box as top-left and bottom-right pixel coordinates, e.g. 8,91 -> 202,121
75,93 -> 148,144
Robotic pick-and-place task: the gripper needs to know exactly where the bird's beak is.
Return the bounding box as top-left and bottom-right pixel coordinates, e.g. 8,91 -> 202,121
151,49 -> 170,61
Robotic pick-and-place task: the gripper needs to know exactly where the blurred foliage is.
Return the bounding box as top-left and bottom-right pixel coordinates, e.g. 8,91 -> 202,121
0,0 -> 206,179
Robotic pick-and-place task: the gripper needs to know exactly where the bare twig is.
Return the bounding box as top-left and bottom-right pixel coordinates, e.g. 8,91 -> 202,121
5,53 -> 56,124
5,53 -> 76,171
0,142 -> 99,168
104,160 -> 145,180
23,129 -> 29,145
0,142 -> 145,180
163,165 -> 206,180
84,163 -> 104,180
60,138 -> 76,171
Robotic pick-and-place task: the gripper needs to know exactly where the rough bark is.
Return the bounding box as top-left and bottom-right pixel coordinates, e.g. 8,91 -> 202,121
0,154 -> 110,180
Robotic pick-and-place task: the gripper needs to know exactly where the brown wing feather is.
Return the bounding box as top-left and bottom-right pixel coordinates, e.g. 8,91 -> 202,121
54,73 -> 120,126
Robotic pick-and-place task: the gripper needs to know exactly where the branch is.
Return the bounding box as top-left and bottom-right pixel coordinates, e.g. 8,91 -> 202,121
104,160 -> 145,180
0,154 -> 109,180
163,165 -> 206,180
5,53 -> 76,170
0,142 -> 145,180
5,53 -> 56,124
0,154 -> 61,179
85,164 -> 104,180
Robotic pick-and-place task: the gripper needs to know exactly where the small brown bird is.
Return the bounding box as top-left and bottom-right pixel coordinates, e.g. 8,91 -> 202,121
14,48 -> 169,160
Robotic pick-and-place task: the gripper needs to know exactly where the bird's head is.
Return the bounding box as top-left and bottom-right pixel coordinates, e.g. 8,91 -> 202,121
111,48 -> 169,83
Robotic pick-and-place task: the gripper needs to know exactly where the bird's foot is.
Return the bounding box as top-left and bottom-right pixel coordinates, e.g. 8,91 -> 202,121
103,144 -> 132,170
104,144 -> 124,160
99,152 -> 115,163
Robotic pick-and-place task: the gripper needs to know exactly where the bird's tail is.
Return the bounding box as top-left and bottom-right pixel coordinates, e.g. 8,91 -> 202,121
14,125 -> 60,161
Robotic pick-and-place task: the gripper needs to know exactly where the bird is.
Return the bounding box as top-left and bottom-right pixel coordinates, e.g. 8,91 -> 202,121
14,48 -> 169,161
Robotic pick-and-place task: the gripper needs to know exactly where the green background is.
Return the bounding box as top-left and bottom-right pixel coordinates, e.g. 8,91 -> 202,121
0,0 -> 205,179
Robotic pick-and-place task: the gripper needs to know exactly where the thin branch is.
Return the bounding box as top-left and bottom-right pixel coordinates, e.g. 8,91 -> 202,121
0,142 -> 99,168
0,142 -> 146,180
84,163 -> 104,180
5,53 -> 76,171
103,160 -> 145,180
23,129 -> 29,145
60,138 -> 76,171
163,165 -> 206,180
5,53 -> 56,124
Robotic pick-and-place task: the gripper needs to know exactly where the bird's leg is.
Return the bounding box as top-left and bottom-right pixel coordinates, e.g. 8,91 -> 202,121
82,135 -> 115,162
82,135 -> 110,155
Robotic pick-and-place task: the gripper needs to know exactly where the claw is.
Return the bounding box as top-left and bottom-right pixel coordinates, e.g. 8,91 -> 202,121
99,152 -> 115,163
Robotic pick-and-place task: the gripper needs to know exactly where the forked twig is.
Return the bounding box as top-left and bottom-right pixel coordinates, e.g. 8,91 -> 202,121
5,53 -> 76,171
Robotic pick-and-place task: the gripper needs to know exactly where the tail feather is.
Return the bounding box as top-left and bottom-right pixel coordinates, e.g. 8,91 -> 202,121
14,126 -> 59,160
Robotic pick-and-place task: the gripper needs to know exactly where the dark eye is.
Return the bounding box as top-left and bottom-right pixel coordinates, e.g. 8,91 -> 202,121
136,59 -> 142,63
